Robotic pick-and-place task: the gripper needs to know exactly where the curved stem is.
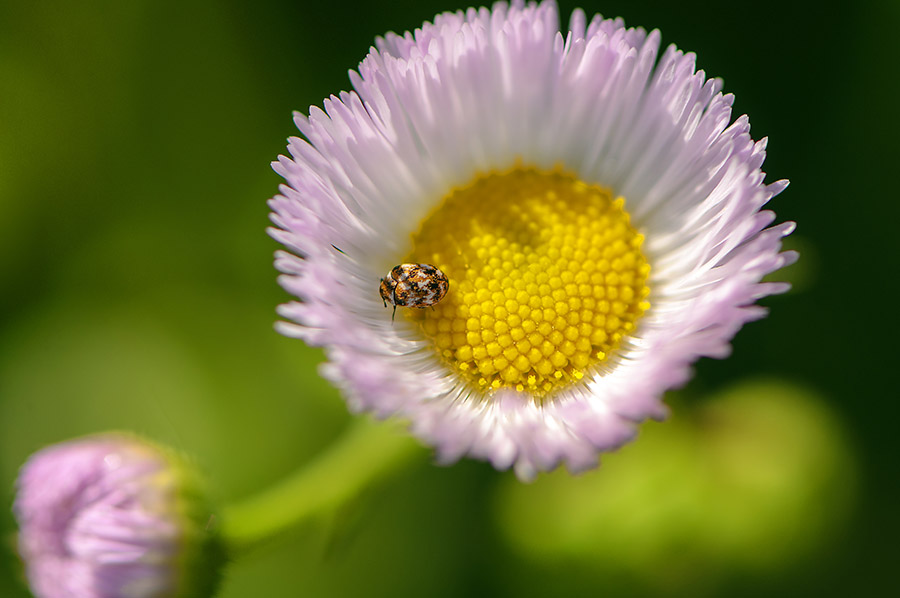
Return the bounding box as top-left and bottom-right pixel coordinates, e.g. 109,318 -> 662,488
219,418 -> 423,552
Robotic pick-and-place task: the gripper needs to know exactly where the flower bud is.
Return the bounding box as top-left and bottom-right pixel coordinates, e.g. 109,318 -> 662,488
13,434 -> 224,598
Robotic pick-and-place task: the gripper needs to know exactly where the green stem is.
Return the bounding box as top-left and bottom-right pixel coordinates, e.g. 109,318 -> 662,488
219,418 -> 423,551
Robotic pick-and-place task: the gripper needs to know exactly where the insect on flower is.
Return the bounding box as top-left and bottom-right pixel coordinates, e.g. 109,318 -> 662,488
380,263 -> 450,320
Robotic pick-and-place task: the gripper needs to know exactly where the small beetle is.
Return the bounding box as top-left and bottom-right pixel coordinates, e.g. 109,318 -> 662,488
380,263 -> 449,320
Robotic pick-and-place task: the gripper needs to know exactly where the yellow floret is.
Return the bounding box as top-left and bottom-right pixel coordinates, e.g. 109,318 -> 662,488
406,166 -> 650,400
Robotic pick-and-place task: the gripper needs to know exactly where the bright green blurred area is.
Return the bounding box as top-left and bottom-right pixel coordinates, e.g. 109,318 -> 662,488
495,380 -> 855,596
1,1 -> 896,596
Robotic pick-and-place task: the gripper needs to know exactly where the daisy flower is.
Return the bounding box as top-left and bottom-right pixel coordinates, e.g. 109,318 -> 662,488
268,0 -> 796,479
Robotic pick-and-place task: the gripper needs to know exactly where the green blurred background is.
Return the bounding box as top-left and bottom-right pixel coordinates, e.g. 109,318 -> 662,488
1,0 -> 896,596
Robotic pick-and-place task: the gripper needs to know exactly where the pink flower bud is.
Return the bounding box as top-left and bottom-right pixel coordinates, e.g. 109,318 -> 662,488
13,434 -> 223,598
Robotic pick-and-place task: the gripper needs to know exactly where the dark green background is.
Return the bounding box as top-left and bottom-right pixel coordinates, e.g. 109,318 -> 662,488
1,1 -> 896,596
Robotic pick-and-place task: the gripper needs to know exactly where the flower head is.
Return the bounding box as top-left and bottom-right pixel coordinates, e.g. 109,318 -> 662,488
13,434 -> 223,598
269,0 -> 796,479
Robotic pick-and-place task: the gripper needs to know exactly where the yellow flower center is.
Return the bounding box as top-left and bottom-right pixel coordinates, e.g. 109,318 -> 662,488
406,166 -> 650,399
